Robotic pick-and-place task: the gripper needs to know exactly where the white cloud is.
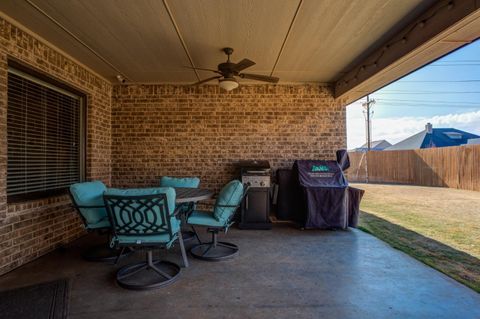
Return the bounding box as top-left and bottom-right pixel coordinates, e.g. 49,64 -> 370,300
347,109 -> 480,149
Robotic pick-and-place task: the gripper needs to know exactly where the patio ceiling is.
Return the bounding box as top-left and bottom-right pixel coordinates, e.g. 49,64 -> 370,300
0,0 -> 479,102
0,0 -> 434,82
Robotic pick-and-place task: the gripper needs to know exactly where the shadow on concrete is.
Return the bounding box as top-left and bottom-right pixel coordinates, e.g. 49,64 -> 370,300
359,211 -> 480,292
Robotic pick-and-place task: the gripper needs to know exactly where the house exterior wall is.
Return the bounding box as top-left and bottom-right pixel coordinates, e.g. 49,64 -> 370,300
112,84 -> 346,192
0,17 -> 112,275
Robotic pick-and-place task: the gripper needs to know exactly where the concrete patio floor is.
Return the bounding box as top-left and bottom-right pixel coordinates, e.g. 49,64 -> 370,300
0,225 -> 479,319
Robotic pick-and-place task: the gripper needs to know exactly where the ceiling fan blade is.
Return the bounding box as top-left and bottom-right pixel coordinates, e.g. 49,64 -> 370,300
233,59 -> 255,72
191,76 -> 222,86
184,66 -> 221,74
239,73 -> 279,83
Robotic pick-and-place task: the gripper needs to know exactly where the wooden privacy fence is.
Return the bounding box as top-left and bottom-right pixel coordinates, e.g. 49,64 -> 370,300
347,145 -> 480,192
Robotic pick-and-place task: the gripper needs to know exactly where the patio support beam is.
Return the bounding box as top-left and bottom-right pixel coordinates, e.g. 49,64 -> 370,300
335,0 -> 480,103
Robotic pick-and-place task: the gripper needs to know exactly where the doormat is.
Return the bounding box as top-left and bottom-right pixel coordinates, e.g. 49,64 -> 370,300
0,279 -> 69,319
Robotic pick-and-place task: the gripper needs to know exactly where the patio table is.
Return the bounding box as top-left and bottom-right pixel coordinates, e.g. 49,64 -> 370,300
174,187 -> 213,204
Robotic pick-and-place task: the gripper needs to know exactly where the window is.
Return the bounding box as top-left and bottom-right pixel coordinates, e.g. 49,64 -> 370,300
7,63 -> 85,201
443,132 -> 463,140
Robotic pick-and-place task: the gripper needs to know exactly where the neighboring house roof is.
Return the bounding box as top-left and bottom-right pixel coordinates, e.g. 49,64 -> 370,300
467,138 -> 480,145
354,140 -> 392,152
386,127 -> 480,151
386,131 -> 427,151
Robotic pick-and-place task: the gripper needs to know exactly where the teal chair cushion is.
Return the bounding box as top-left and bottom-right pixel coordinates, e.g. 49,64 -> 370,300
160,176 -> 200,215
104,187 -> 180,242
115,233 -> 177,247
213,180 -> 244,224
188,210 -> 225,227
70,181 -> 108,228
160,176 -> 200,188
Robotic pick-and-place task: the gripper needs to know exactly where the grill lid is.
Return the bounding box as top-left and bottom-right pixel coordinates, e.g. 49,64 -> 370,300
237,160 -> 271,175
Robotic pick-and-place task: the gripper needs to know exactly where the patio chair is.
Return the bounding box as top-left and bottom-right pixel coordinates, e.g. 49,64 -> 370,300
160,176 -> 200,214
103,187 -> 187,290
160,176 -> 200,188
187,180 -> 246,261
69,181 -> 130,262
160,176 -> 201,241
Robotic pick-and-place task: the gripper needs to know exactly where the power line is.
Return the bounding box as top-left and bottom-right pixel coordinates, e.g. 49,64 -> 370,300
434,60 -> 480,62
375,98 -> 479,104
378,90 -> 480,93
394,80 -> 480,83
375,103 -> 479,109
428,64 -> 480,66
374,98 -> 480,108
375,98 -> 480,105
375,101 -> 480,107
376,91 -> 480,94
374,101 -> 480,108
378,104 -> 479,109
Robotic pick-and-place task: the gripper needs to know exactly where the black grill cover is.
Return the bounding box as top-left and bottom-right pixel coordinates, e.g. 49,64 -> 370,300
336,149 -> 350,171
276,169 -> 295,220
347,187 -> 365,228
292,159 -> 362,229
296,160 -> 347,188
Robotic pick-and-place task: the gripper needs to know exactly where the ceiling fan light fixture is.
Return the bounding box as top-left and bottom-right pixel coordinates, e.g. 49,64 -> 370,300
218,77 -> 239,91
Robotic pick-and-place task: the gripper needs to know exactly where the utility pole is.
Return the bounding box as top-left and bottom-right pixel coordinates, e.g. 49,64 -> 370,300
362,95 -> 375,183
362,96 -> 375,151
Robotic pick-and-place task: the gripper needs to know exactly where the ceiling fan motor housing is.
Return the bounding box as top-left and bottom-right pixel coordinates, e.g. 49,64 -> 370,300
218,62 -> 238,77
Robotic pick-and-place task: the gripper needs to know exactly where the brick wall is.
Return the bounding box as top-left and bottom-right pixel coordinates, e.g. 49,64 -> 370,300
112,85 -> 346,191
0,17 -> 347,276
0,17 -> 112,275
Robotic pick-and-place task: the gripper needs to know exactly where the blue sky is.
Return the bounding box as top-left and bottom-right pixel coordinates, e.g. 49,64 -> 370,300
346,39 -> 480,149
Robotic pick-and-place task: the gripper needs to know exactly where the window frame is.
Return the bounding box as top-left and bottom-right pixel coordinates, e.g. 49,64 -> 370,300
6,60 -> 87,203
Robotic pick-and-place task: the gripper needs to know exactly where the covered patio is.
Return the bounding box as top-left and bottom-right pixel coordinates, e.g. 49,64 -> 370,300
0,0 -> 480,318
1,226 -> 480,318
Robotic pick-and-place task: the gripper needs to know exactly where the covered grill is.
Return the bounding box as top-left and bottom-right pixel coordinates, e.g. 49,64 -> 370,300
291,151 -> 364,229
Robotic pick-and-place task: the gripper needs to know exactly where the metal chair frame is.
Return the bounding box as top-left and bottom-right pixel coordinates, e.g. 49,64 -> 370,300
190,186 -> 249,261
69,191 -> 131,263
175,201 -> 197,242
104,193 -> 186,290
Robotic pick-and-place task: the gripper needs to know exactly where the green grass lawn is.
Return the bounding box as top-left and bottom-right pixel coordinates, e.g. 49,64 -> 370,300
351,183 -> 480,292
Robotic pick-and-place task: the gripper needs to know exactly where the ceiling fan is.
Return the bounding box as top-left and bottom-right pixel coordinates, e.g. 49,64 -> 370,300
188,47 -> 279,91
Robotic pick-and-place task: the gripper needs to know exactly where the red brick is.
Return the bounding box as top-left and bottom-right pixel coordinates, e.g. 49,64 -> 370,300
0,17 -> 110,275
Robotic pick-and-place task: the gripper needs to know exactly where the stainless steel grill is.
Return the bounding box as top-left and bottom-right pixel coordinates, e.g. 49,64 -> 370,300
238,160 -> 272,230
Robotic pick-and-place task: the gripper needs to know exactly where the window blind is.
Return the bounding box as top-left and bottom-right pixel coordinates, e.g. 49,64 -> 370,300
7,67 -> 84,200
